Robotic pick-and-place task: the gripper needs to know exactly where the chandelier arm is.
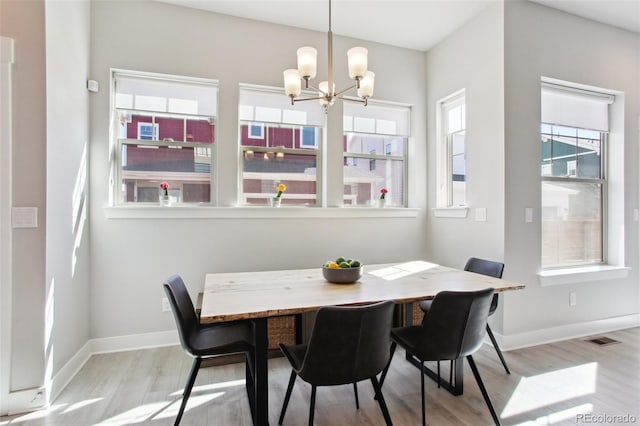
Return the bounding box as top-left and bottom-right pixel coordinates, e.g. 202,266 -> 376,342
334,83 -> 358,98
337,96 -> 368,106
292,95 -> 327,103
304,82 -> 323,93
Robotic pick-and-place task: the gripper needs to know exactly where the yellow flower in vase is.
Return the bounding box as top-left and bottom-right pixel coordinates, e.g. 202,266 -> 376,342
272,183 -> 286,207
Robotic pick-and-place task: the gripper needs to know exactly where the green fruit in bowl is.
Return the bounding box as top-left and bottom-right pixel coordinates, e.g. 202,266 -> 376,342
351,260 -> 361,267
335,257 -> 346,264
339,262 -> 351,268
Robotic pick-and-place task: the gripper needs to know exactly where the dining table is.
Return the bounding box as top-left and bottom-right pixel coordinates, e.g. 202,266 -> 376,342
200,260 -> 525,426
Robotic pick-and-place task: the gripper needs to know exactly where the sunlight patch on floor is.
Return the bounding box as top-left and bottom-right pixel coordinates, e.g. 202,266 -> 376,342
152,392 -> 225,420
61,397 -> 103,414
169,378 -> 245,397
512,403 -> 593,425
502,363 -> 597,419
94,401 -> 171,425
6,403 -> 66,422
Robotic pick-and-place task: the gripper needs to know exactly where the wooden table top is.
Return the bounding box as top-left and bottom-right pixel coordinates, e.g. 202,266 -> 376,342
201,260 -> 525,323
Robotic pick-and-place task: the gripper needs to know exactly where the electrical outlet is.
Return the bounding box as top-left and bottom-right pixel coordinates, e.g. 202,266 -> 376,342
162,297 -> 171,312
569,292 -> 577,307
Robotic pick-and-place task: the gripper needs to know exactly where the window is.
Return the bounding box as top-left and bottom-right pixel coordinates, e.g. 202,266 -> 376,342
343,101 -> 410,206
112,70 -> 218,205
436,90 -> 466,208
238,85 -> 324,206
540,81 -> 614,269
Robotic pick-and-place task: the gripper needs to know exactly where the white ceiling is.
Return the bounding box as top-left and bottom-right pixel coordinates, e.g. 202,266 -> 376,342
157,0 -> 640,51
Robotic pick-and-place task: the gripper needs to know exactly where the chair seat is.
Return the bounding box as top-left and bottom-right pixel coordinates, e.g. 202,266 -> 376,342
189,321 -> 254,357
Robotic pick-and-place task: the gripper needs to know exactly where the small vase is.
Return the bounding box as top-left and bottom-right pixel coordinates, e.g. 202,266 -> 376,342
271,197 -> 282,207
159,195 -> 171,207
378,198 -> 386,208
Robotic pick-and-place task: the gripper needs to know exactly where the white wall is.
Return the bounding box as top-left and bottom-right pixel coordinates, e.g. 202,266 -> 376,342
424,5 -> 505,278
503,1 -> 640,337
88,0 -> 428,340
45,0 -> 92,401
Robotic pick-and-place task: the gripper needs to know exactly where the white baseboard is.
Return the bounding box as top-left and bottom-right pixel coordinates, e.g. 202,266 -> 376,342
89,330 -> 178,354
48,341 -> 92,403
497,314 -> 640,351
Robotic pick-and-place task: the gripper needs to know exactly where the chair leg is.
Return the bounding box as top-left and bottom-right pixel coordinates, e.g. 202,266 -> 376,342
278,370 -> 297,425
278,370 -> 298,425
370,376 -> 393,426
353,382 -> 360,409
436,361 -> 441,388
420,361 -> 426,426
245,353 -> 256,424
175,357 -> 202,426
379,341 -> 397,388
309,385 -> 317,426
467,355 -> 501,426
486,324 -> 511,374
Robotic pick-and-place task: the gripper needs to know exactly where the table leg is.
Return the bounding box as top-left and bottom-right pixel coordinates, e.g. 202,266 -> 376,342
294,314 -> 303,344
253,318 -> 269,426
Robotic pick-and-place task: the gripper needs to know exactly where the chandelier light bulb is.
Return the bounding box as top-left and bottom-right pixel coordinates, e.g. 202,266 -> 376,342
357,71 -> 375,98
283,69 -> 302,97
297,47 -> 318,80
347,47 -> 368,80
318,81 -> 336,106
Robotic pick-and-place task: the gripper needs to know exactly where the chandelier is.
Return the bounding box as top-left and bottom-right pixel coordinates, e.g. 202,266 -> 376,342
282,0 -> 375,112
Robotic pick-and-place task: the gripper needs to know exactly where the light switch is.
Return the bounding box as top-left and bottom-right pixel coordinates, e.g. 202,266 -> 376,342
525,207 -> 533,223
634,209 -> 639,222
475,207 -> 487,222
12,207 -> 38,228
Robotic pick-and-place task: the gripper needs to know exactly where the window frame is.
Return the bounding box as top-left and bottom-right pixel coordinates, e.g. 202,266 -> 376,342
342,99 -> 411,207
111,69 -> 218,206
436,89 -> 466,210
238,85 -> 324,206
540,124 -> 607,269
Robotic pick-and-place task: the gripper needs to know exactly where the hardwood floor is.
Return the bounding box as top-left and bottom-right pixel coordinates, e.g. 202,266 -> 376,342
2,327 -> 638,425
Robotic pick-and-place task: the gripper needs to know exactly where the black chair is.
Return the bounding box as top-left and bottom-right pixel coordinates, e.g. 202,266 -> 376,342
163,275 -> 256,425
278,301 -> 395,426
419,257 -> 510,375
383,288 -> 501,426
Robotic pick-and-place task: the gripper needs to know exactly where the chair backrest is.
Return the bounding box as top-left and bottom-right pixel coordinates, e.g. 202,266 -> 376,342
465,257 -> 504,313
420,288 -> 495,360
464,257 -> 504,278
298,300 -> 395,386
163,274 -> 199,355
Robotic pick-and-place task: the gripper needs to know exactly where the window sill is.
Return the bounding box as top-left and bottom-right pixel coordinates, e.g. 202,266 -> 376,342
537,265 -> 630,286
432,207 -> 469,218
103,205 -> 421,219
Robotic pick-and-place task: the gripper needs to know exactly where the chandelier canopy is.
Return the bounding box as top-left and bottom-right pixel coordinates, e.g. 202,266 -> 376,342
283,0 -> 375,112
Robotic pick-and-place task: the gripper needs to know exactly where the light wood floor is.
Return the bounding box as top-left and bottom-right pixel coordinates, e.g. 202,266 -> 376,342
2,327 -> 638,425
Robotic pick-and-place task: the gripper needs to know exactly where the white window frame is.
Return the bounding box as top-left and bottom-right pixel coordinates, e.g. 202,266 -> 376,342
111,69 -> 218,206
238,84 -> 323,206
540,124 -> 606,268
537,78 -> 629,285
435,89 -> 467,215
343,99 -> 410,207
